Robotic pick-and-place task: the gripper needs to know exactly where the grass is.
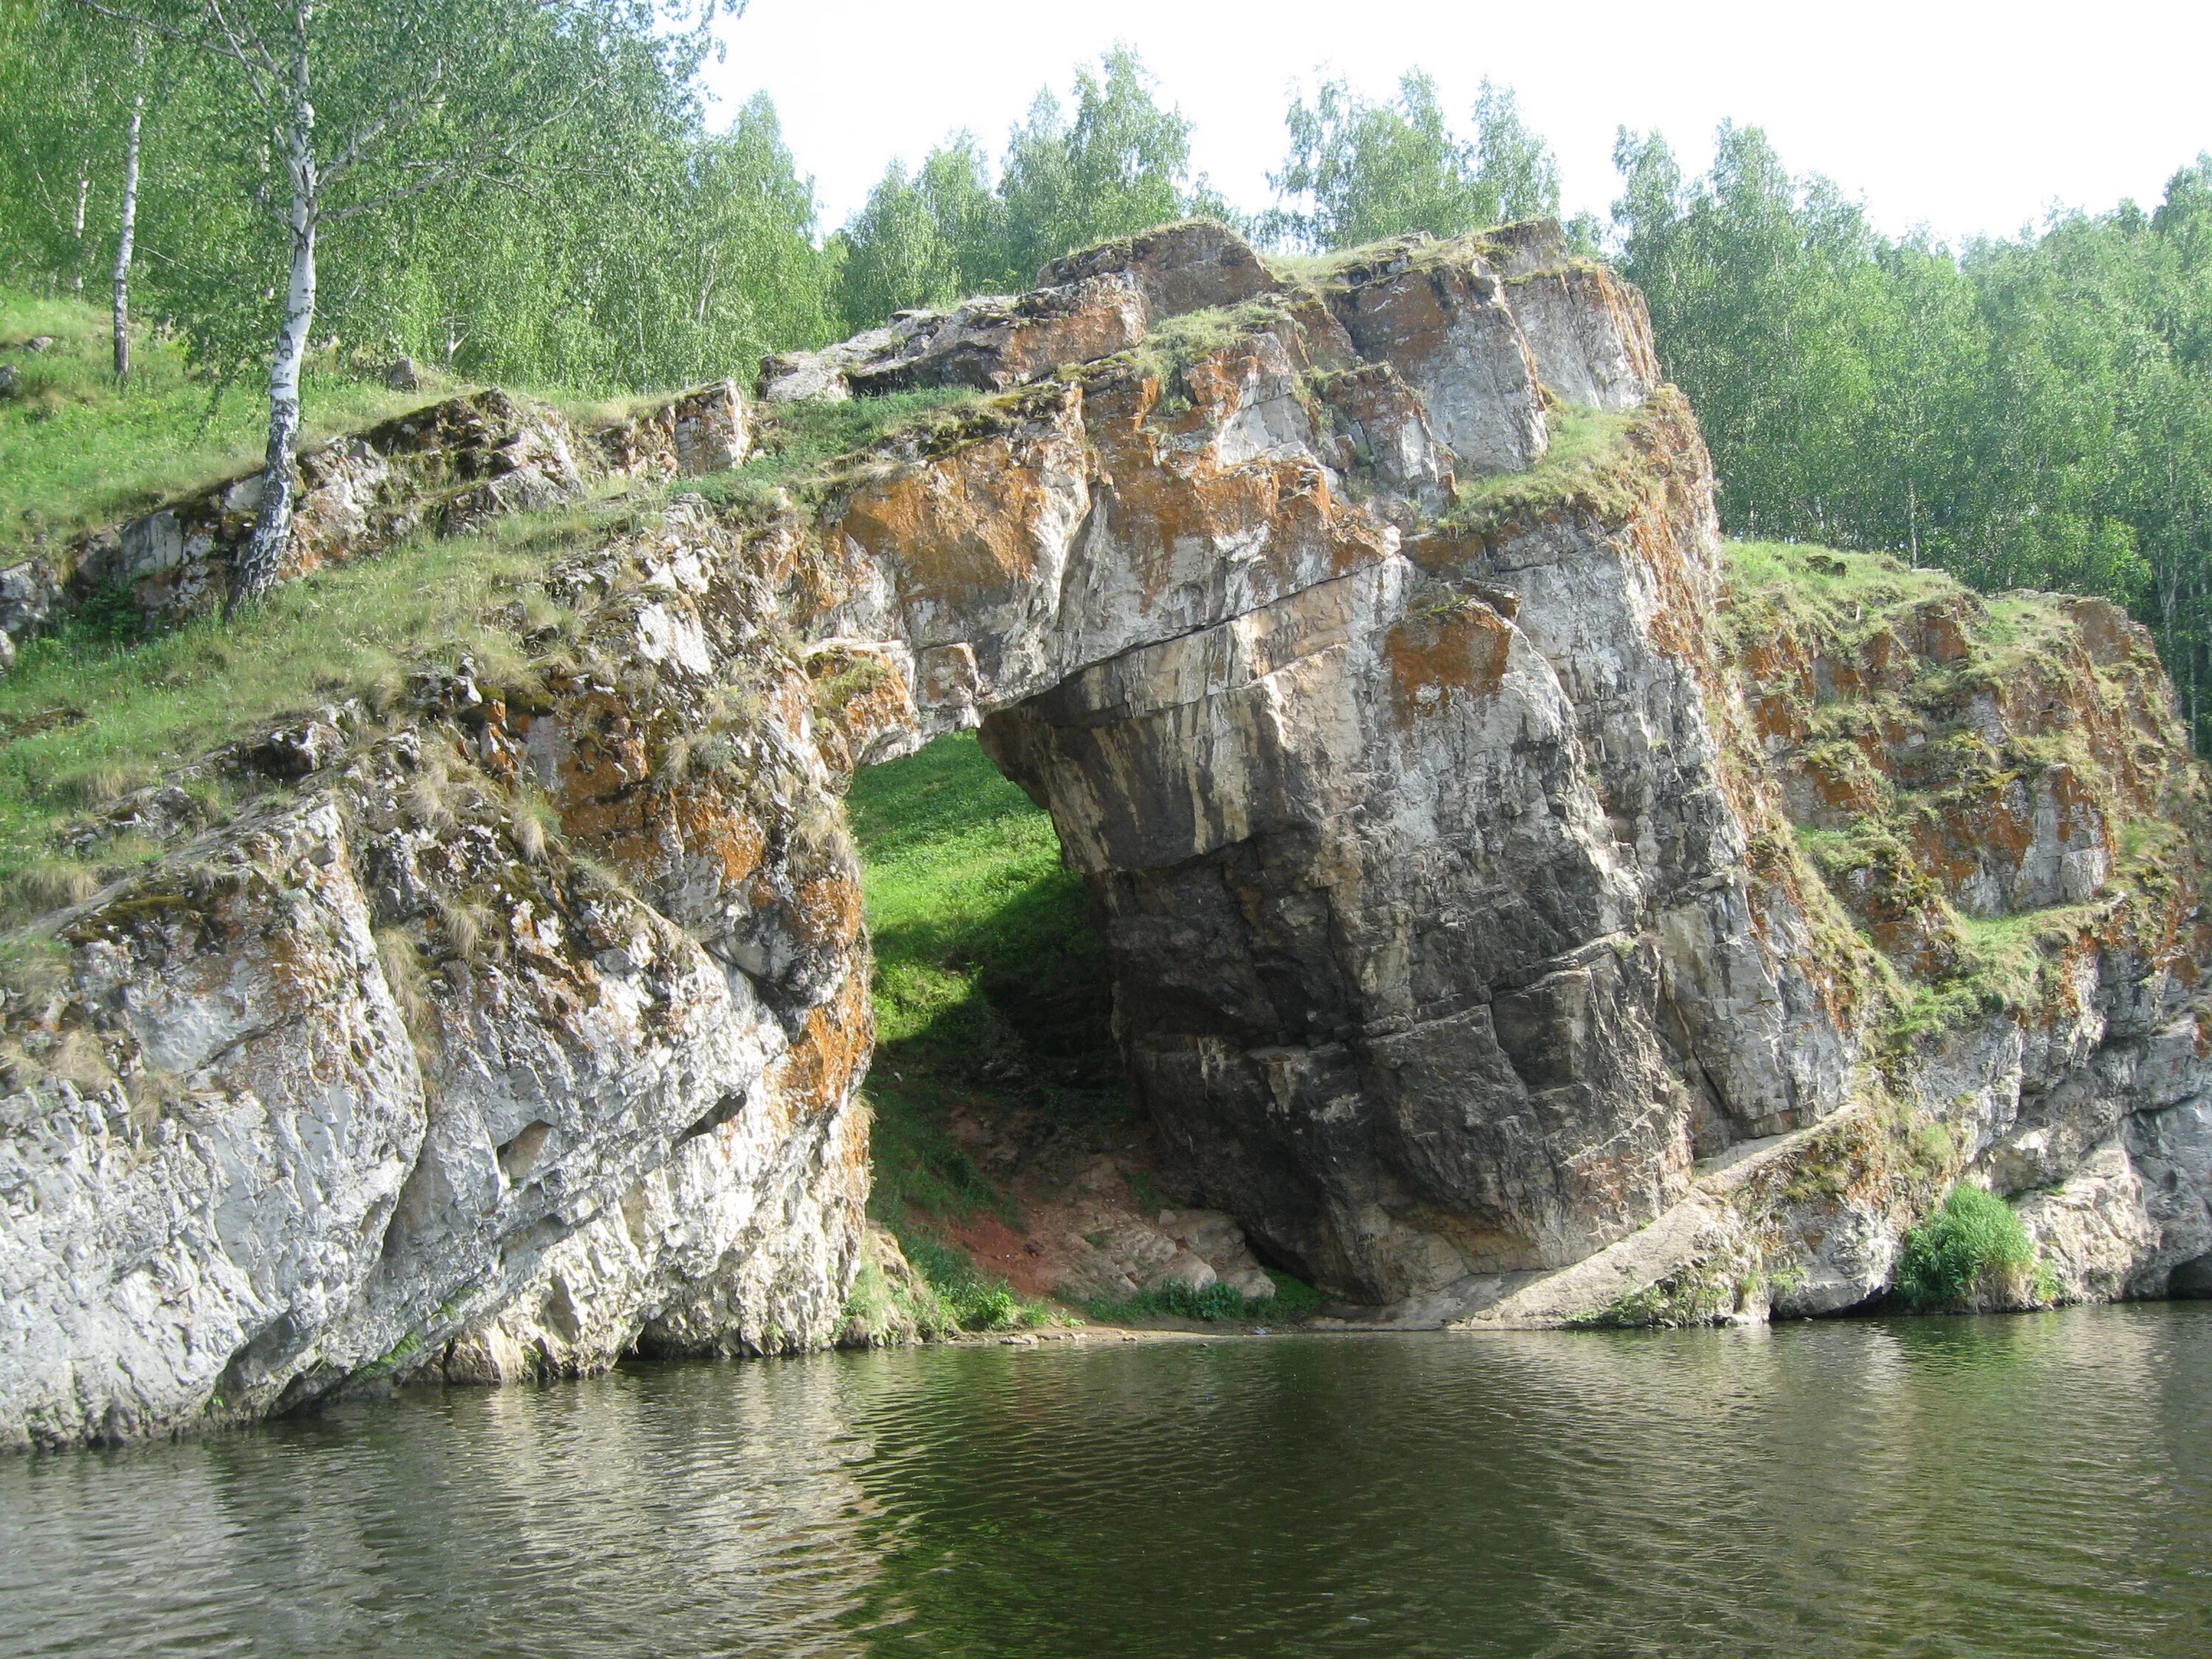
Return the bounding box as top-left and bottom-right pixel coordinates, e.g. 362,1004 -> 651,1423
1085,1269 -> 1323,1326
0,493 -> 621,919
846,730 -> 1135,1310
1106,298 -> 1293,398
1575,1268 -> 1750,1329
1722,538 -> 2064,679
0,288 -> 429,566
847,731 -> 1122,1113
1722,534 -> 2196,1058
1444,402 -> 1639,536
689,386 -> 988,516
894,1229 -> 1061,1334
1894,1184 -> 2048,1310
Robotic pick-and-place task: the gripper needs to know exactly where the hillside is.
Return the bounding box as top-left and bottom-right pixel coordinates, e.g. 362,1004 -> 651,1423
0,293 -> 431,571
2,219 -> 2208,1452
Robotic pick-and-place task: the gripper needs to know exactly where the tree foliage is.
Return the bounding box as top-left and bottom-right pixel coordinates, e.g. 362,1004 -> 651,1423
1266,72 -> 1559,251
832,49 -> 1203,331
5,22 -> 2212,742
1613,128 -> 2212,742
0,0 -> 832,392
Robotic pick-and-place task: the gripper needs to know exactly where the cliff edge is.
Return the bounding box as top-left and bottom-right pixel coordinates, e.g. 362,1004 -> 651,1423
2,219 -> 2207,1449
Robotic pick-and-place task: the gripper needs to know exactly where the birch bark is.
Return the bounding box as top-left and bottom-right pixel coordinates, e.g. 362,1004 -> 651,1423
232,8 -> 318,608
111,46 -> 143,382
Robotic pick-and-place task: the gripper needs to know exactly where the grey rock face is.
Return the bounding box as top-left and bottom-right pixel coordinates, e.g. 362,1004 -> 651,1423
7,217 -> 2209,1450
1,504 -> 870,1451
1507,265 -> 1660,413
1034,218 -> 1279,317
1329,255 -> 1550,474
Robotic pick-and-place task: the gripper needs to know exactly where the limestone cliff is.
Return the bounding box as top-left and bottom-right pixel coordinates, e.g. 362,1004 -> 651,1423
3,218 -> 2208,1450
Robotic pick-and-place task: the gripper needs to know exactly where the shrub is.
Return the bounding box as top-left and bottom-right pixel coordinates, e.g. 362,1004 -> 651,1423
1088,1267 -> 1323,1325
1895,1184 -> 2042,1310
896,1230 -> 1046,1332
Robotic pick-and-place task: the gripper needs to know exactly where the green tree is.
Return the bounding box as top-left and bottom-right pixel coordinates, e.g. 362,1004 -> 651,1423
836,135 -> 1005,331
998,48 -> 1194,280
1267,71 -> 1558,251
831,49 -> 1210,330
65,0 -> 678,602
1611,128 -> 2212,748
0,1 -> 144,299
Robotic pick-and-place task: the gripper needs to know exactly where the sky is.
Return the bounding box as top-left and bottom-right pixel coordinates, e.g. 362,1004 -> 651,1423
705,0 -> 2212,246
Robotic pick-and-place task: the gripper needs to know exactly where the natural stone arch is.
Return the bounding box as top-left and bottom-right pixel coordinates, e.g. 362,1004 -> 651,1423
790,221 -> 1847,1307
10,218 -> 2211,1452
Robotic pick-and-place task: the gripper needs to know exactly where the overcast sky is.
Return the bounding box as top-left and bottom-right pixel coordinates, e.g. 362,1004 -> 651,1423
704,0 -> 2212,246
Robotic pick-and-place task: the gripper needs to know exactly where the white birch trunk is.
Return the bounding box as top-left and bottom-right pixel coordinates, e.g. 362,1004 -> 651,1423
111,73 -> 143,383
232,15 -> 319,609
71,169 -> 89,296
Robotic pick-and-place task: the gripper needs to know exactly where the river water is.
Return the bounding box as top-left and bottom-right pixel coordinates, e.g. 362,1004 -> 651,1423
4,1304 -> 2208,1658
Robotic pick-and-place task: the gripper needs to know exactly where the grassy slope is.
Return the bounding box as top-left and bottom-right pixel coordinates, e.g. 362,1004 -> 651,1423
0,498 -> 615,919
845,734 -> 1128,1308
1719,538 -> 2193,1048
0,291 -> 433,566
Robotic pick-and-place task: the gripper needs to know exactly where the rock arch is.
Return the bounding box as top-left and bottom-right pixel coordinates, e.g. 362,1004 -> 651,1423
784,220 -> 1847,1307
6,220 -> 2210,1450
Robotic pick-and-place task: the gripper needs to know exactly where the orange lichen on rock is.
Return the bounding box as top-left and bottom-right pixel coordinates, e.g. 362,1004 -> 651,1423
1383,601 -> 1514,727
768,969 -> 876,1119
830,384 -> 1085,623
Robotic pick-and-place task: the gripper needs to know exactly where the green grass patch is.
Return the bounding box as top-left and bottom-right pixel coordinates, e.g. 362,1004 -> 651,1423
1105,299 -> 1289,401
0,494 -> 618,918
846,731 -> 1130,1271
1444,403 -> 1638,537
893,1228 -> 1059,1333
689,386 -> 988,515
848,731 -> 1122,1107
1894,1184 -> 2048,1310
1086,1268 -> 1322,1326
0,288 -> 427,566
840,1253 -> 961,1343
1721,538 -> 2075,689
1881,901 -> 2103,1050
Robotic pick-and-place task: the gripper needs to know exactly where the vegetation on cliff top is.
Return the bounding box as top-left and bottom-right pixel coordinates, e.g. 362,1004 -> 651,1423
1723,538 -> 2207,1062
13,0 -> 2211,737
0,293 -> 422,566
0,477 -> 616,922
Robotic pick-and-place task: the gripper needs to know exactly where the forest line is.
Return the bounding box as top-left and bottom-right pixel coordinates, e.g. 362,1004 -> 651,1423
6,7 -> 2210,740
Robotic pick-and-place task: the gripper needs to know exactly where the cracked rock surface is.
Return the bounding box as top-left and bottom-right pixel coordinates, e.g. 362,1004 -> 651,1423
6,218 -> 2211,1450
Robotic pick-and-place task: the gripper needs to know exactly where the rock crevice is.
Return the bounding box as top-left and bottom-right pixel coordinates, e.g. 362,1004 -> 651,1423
4,218 -> 2209,1449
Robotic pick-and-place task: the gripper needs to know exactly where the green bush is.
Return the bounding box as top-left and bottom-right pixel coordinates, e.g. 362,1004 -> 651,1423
1895,1184 -> 2042,1310
895,1230 -> 1048,1333
1088,1267 -> 1322,1325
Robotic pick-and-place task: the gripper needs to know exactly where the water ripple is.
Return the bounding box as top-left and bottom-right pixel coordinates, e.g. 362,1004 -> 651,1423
2,1306 -> 2208,1657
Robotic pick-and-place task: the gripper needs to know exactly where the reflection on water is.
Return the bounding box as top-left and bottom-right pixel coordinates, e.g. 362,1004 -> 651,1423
4,1305 -> 2208,1657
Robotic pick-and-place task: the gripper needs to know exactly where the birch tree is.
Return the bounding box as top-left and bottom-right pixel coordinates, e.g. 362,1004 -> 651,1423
1267,72 -> 1560,252
109,29 -> 143,380
0,3 -> 129,293
66,0 -> 653,605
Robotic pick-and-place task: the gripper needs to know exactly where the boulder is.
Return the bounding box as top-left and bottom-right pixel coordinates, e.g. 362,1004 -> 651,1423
1036,218 -> 1279,318
847,273 -> 1150,394
1330,250 -> 1549,473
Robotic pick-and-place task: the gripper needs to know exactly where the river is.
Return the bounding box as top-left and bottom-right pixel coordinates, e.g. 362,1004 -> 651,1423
4,1304 -> 2208,1656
